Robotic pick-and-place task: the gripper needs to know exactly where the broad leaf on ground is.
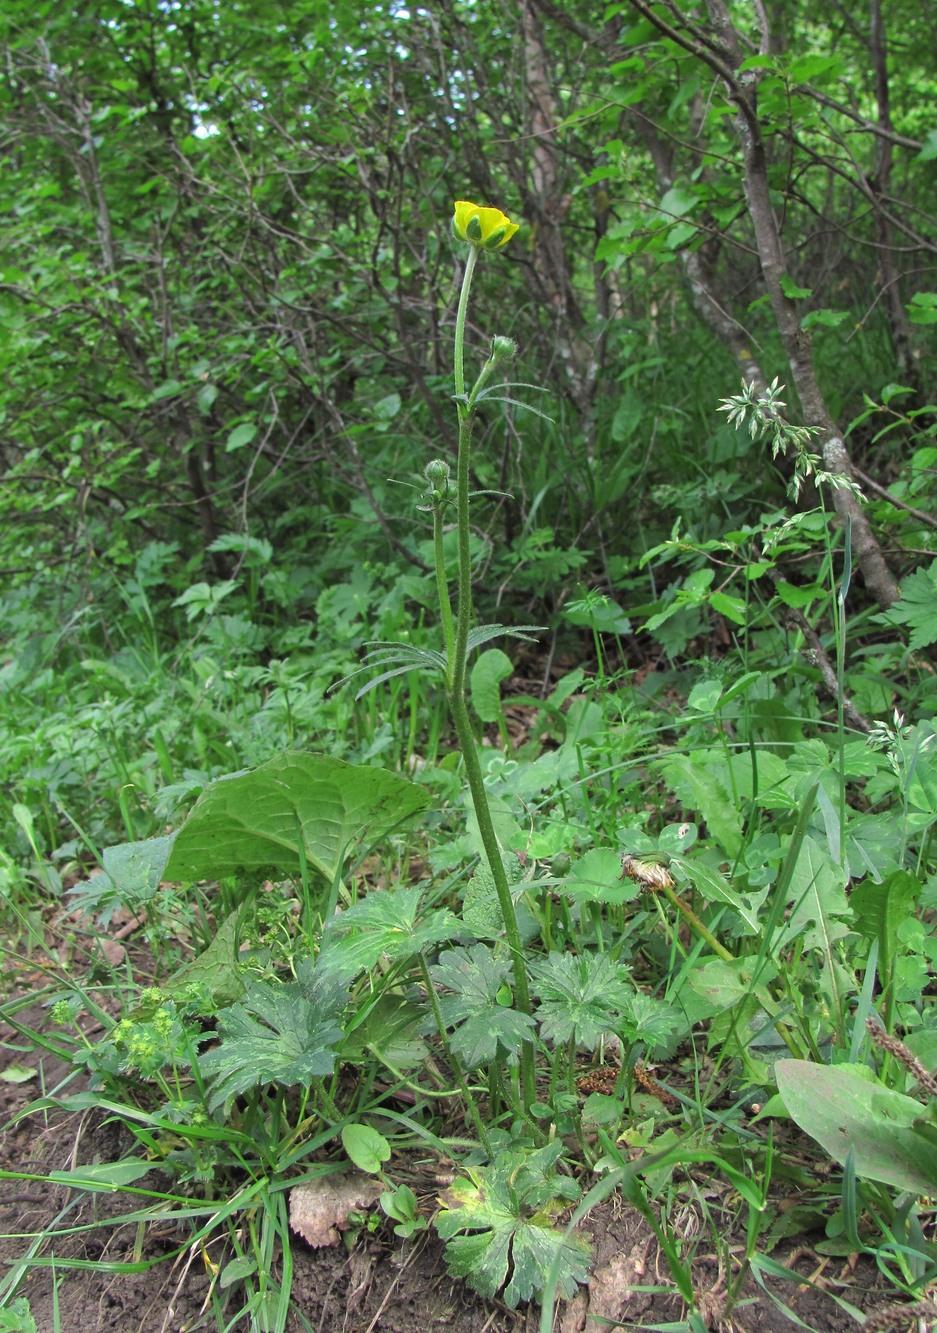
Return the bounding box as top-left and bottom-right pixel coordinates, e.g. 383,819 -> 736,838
776,1060 -> 937,1195
164,752 -> 430,882
198,958 -> 347,1110
436,1142 -> 590,1307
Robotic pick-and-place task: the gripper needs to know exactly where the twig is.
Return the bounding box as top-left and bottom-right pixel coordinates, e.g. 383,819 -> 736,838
852,467 -> 937,531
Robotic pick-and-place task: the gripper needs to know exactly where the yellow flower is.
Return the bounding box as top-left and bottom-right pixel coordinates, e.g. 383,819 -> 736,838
452,200 -> 519,251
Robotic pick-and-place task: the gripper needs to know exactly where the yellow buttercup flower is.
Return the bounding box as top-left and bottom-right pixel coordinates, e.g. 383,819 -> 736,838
452,200 -> 519,251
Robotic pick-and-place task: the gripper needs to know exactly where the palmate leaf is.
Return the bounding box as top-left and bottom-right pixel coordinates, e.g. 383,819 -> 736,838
436,1142 -> 590,1308
343,641 -> 448,699
622,990 -> 683,1047
530,952 -> 634,1047
461,850 -> 527,939
466,623 -> 544,653
320,885 -> 462,979
198,958 -> 347,1111
883,559 -> 937,649
429,944 -> 536,1067
470,394 -> 556,424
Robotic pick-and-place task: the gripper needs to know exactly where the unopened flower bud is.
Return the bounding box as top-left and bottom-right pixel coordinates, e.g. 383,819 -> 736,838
424,459 -> 451,484
491,335 -> 517,362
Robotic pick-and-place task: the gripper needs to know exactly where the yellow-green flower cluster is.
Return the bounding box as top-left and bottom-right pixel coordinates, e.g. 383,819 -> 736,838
452,200 -> 519,250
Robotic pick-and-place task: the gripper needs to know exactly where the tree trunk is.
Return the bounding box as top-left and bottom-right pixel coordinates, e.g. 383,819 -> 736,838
627,0 -> 901,609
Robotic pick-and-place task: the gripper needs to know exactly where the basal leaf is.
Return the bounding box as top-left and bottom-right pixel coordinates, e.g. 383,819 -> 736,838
162,903 -> 249,1007
531,953 -> 633,1047
776,1061 -> 937,1195
436,1144 -> 590,1308
198,959 -> 347,1110
163,752 -> 430,883
341,1124 -> 391,1174
563,848 -> 637,905
659,753 -> 742,858
430,944 -> 536,1067
775,834 -> 850,951
321,886 -> 461,977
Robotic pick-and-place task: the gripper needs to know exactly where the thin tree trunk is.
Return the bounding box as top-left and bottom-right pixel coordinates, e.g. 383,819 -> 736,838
626,0 -> 901,609
516,0 -> 596,416
868,0 -> 921,393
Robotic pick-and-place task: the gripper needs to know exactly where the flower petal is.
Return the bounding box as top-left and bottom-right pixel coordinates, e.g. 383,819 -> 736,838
452,200 -> 519,249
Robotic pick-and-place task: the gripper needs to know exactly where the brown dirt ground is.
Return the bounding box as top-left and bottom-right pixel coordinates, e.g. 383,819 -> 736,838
3,1020 -> 934,1333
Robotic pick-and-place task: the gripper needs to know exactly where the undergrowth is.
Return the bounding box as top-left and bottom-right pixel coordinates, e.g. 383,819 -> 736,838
1,200 -> 936,1333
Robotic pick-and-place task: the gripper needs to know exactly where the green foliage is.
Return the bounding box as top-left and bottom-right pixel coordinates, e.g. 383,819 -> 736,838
776,1061 -> 937,1196
197,959 -> 347,1111
435,1143 -> 591,1307
530,952 -> 633,1048
2,0 -> 937,1325
881,560 -> 937,650
470,648 -> 514,725
321,887 -> 461,977
0,1300 -> 37,1333
161,753 -> 430,884
380,1182 -> 428,1239
429,945 -> 537,1068
341,1124 -> 391,1175
462,850 -> 527,939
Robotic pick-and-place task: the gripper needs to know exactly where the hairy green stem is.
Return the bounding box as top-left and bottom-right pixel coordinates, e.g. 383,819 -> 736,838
450,409 -> 474,695
447,687 -> 537,1110
436,244 -> 537,1115
433,502 -> 455,668
453,246 -> 477,401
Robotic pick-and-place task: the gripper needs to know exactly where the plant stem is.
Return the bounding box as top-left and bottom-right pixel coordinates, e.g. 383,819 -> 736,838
453,247 -> 477,402
418,955 -> 492,1154
433,502 -> 456,668
439,243 -> 537,1115
447,687 -> 537,1110
659,880 -> 803,1059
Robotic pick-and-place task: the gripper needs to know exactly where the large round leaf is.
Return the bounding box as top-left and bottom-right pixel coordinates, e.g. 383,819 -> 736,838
163,752 -> 429,882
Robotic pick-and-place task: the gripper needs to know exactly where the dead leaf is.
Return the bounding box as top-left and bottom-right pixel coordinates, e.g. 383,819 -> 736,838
586,1239 -> 653,1323
97,938 -> 127,968
289,1172 -> 384,1248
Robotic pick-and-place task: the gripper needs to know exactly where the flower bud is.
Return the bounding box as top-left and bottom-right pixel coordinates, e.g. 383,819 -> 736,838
491,335 -> 517,362
424,458 -> 451,484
